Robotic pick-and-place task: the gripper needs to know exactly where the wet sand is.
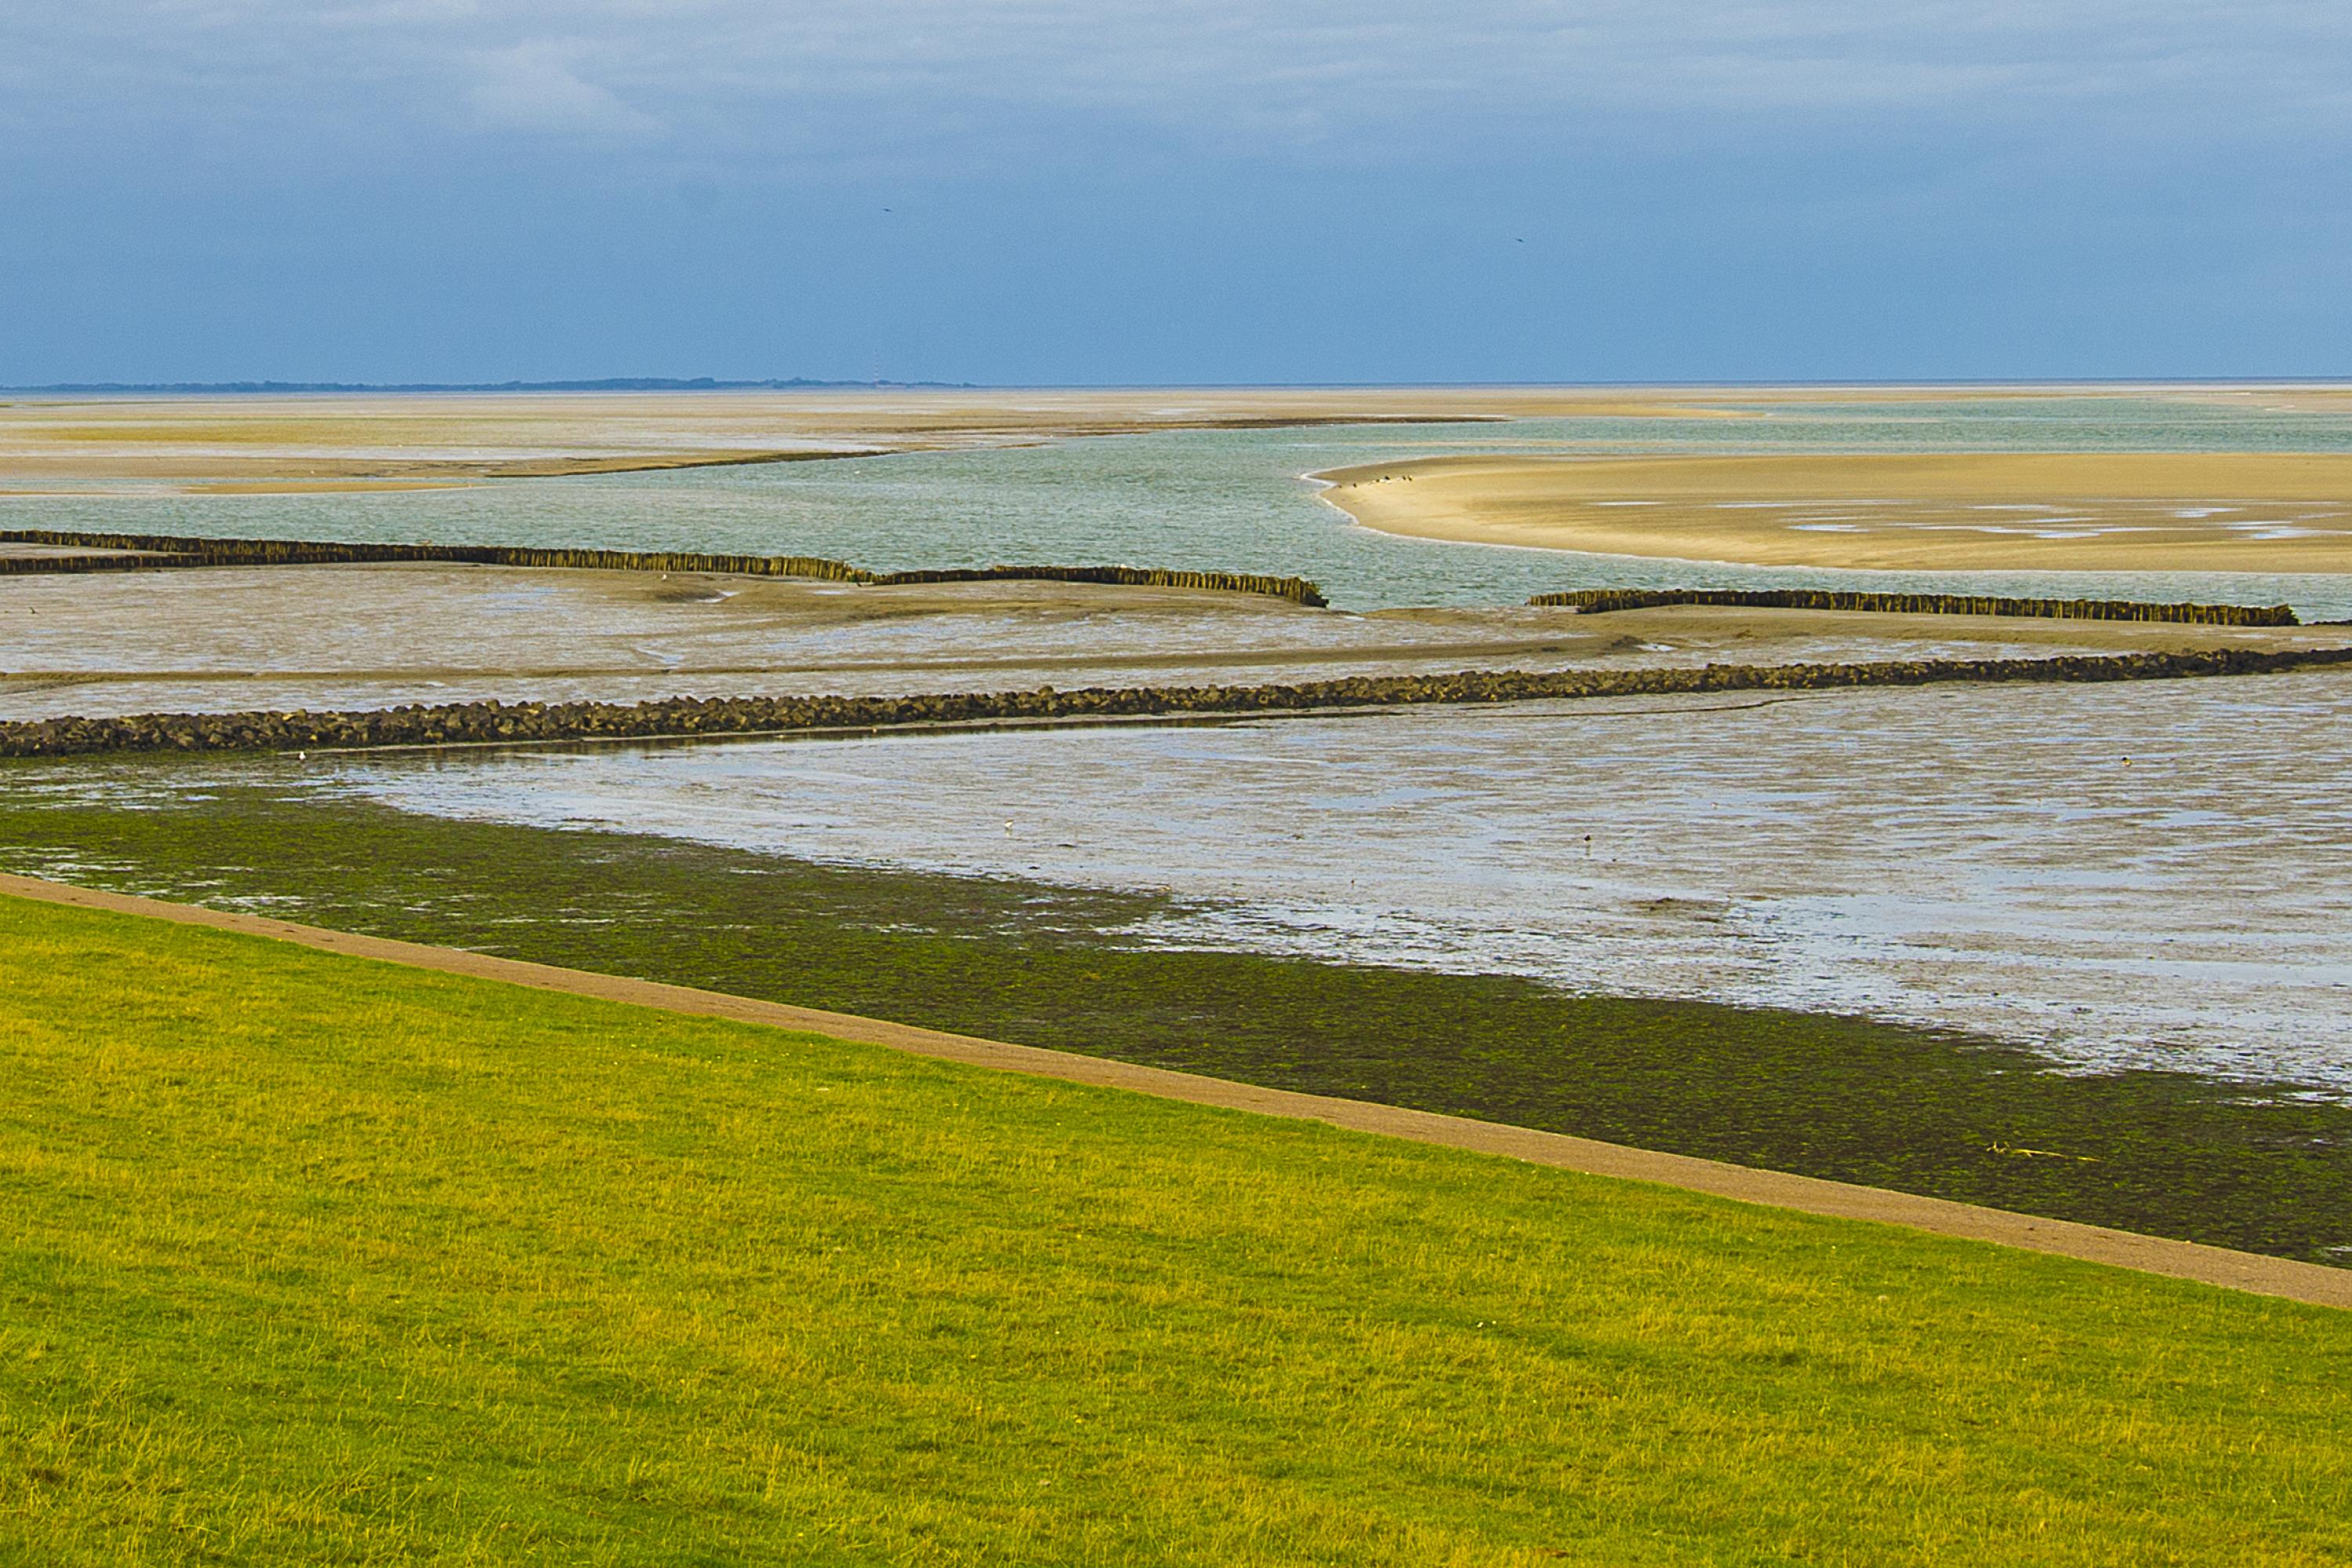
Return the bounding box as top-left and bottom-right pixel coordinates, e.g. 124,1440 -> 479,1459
1318,452 -> 2352,572
2,561 -> 2343,720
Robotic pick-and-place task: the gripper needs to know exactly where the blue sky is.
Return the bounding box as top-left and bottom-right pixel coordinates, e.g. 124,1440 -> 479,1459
3,2 -> 2348,383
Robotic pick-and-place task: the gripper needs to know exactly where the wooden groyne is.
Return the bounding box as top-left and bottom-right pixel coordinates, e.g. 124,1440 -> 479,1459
7,645 -> 2348,760
862,564 -> 1327,607
1528,587 -> 2300,627
0,529 -> 871,583
0,529 -> 1327,607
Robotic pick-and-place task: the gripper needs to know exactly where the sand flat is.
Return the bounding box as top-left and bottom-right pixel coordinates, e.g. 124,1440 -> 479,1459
0,387 -> 1756,489
1317,452 -> 2352,572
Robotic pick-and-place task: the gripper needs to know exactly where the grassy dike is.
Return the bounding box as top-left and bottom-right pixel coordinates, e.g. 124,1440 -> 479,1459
4,894 -> 2351,1566
4,775 -> 2351,1266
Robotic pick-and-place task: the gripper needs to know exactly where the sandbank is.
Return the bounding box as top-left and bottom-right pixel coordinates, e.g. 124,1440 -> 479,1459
1317,452 -> 2352,572
13,383 -> 2347,492
0,387 -> 1755,489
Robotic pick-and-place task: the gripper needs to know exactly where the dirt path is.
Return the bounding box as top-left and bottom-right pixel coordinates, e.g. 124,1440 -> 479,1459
7,869 -> 2347,1312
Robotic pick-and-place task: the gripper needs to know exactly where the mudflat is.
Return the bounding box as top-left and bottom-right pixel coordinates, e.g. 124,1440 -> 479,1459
1317,452 -> 2352,572
4,561 -> 2342,720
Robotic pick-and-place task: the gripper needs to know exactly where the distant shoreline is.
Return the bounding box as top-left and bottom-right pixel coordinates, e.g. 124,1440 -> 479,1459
0,376 -> 981,395
10,377 -> 2352,395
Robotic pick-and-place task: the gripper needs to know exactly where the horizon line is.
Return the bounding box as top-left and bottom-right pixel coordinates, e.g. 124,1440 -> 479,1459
5,375 -> 2350,397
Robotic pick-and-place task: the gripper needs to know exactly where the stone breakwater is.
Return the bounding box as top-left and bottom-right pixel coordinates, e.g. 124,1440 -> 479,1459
0,529 -> 1329,608
7,647 -> 2350,760
848,564 -> 1327,606
1528,587 -> 2299,626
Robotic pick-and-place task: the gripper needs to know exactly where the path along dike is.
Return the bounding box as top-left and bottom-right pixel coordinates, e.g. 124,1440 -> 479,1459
6,871 -> 2347,1313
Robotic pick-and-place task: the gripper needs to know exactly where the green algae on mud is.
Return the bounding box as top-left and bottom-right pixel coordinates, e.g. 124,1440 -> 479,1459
4,771 -> 2350,1267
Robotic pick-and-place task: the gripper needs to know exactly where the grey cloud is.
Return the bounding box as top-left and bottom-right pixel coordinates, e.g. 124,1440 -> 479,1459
466,39 -> 662,136
5,0 -> 2349,164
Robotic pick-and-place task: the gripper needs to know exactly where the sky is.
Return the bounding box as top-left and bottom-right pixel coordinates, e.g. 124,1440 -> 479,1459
2,2 -> 2349,384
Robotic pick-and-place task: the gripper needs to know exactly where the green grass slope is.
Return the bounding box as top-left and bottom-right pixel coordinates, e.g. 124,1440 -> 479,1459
1,895 -> 2348,1566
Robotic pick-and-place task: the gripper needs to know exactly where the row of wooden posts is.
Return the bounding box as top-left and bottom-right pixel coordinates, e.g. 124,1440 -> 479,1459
0,529 -> 1330,606
1529,586 -> 2301,626
4,528 -> 2314,626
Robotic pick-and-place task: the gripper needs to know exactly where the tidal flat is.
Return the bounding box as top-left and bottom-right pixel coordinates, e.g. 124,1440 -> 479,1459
293,670 -> 2352,1094
9,387 -> 2352,1268
3,559 -> 2345,721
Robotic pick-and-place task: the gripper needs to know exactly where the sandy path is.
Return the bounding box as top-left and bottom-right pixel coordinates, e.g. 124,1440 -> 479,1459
1319,452 -> 2352,572
5,870 -> 2344,1312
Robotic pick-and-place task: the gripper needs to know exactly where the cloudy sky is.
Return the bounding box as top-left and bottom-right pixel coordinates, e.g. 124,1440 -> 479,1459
3,2 -> 2347,383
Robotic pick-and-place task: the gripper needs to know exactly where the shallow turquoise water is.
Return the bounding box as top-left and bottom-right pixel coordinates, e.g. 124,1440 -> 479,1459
13,394 -> 2352,613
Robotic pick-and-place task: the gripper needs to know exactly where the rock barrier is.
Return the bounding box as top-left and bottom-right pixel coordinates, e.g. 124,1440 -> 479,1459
0,529 -> 870,583
862,564 -> 1327,606
7,646 -> 2349,760
1528,586 -> 2299,626
0,528 -> 1327,607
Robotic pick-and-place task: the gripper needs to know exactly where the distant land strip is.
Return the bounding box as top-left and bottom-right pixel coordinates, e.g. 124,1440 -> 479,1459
7,646 -> 2351,758
0,376 -> 982,394
1534,586 -> 2300,627
0,528 -> 1330,607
